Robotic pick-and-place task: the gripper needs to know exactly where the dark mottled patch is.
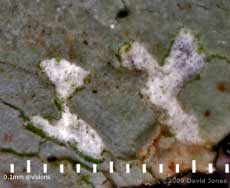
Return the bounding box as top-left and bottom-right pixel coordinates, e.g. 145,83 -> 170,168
168,161 -> 176,173
204,110 -> 211,118
3,133 -> 12,143
83,40 -> 88,45
65,33 -> 77,60
116,8 -> 130,19
177,3 -> 192,11
217,82 -> 226,92
47,156 -> 58,162
216,81 -> 230,93
92,89 -> 98,94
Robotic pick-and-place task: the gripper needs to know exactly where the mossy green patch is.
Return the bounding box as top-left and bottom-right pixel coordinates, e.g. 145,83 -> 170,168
197,46 -> 205,54
115,52 -> 122,63
70,144 -> 104,164
53,96 -> 64,112
76,175 -> 92,188
26,123 -> 49,139
55,57 -> 61,63
84,74 -> 92,84
160,38 -> 175,66
121,42 -> 131,53
114,42 -> 131,64
0,67 -> 4,73
206,53 -> 230,64
26,123 -> 64,146
194,74 -> 201,81
67,86 -> 85,100
36,63 -> 45,74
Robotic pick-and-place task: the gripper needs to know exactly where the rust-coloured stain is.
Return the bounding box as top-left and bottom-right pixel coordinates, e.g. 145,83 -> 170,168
151,126 -> 172,148
65,32 -> 78,60
177,3 -> 192,11
204,110 -> 211,118
216,81 -> 230,93
168,161 -> 176,173
3,133 -> 12,143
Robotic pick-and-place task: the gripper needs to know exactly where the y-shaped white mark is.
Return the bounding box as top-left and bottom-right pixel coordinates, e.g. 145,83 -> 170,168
120,29 -> 205,144
31,58 -> 105,158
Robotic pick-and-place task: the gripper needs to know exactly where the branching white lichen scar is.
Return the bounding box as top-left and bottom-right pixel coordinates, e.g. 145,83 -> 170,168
31,58 -> 105,158
120,29 -> 205,144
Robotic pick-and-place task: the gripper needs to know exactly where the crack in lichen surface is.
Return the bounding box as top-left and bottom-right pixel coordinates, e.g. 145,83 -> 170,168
0,148 -> 39,158
119,29 -> 205,144
0,97 -> 103,165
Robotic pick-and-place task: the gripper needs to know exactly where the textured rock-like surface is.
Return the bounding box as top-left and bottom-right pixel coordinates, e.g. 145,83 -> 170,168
0,0 -> 230,187
0,103 -> 42,154
0,62 -> 60,119
179,58 -> 230,144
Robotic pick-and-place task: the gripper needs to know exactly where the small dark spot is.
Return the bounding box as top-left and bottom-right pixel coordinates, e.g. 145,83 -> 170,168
31,93 -> 36,98
83,40 -> 88,45
22,167 -> 26,172
204,110 -> 211,118
194,74 -> 201,81
47,156 -> 58,162
138,91 -> 143,99
116,8 -> 130,19
3,133 -> 12,143
123,31 -> 129,37
217,82 -> 226,92
92,89 -> 98,94
177,3 -> 192,11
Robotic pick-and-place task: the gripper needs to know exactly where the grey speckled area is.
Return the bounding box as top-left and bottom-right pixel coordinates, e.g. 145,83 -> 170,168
0,103 -> 41,154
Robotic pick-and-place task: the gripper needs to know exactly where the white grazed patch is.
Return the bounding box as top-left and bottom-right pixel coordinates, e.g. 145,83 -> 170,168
31,58 -> 105,158
120,30 -> 205,144
40,58 -> 89,99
